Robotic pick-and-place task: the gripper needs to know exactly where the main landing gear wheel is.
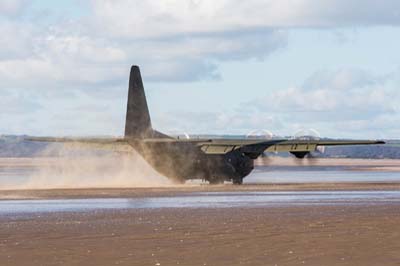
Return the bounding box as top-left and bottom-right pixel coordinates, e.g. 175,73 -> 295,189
209,179 -> 224,185
232,178 -> 243,185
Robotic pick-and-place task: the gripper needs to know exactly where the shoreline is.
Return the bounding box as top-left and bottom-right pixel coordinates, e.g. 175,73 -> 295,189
2,204 -> 400,265
2,182 -> 400,200
1,156 -> 400,165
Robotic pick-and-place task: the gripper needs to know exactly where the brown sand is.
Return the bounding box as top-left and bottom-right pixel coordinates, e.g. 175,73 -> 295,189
1,158 -> 400,265
255,157 -> 400,167
256,157 -> 400,171
1,157 -> 399,168
2,182 -> 400,200
2,157 -> 400,191
1,204 -> 400,266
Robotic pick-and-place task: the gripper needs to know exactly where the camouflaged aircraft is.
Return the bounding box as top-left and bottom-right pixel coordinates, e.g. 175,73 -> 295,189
29,66 -> 384,184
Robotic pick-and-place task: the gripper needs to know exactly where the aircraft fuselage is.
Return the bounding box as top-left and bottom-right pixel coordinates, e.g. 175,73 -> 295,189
129,140 -> 253,184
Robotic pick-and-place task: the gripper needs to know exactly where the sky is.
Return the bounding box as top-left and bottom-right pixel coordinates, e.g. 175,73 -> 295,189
1,0 -> 400,139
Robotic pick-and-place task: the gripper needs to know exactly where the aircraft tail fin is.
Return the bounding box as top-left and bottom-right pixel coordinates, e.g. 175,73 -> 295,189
124,65 -> 153,138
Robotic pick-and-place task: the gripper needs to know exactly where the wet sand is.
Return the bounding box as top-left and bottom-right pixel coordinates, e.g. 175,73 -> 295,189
256,157 -> 400,172
1,158 -> 400,265
2,183 -> 400,200
1,204 -> 400,266
1,186 -> 400,266
1,157 -> 399,169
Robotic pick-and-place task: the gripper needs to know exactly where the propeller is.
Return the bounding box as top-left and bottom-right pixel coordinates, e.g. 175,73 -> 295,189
246,129 -> 276,159
246,129 -> 274,140
292,128 -> 321,141
166,129 -> 191,140
291,128 -> 325,160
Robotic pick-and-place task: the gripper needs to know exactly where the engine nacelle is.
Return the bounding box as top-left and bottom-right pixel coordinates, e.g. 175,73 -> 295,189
290,151 -> 310,159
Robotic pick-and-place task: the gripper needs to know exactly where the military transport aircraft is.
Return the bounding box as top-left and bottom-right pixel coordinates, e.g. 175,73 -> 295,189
29,66 -> 384,184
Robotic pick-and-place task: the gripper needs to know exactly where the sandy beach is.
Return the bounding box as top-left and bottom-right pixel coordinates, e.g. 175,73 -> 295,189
1,203 -> 400,266
1,157 -> 400,265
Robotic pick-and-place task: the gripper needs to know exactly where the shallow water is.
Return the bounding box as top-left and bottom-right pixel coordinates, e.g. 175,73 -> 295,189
2,164 -> 400,188
1,191 -> 400,214
247,166 -> 400,183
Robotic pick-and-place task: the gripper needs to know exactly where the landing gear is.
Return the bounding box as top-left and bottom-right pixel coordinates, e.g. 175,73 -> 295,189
208,178 -> 224,185
232,178 -> 243,185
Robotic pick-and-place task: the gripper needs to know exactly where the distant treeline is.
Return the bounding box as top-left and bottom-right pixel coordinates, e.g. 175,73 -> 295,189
0,135 -> 48,157
319,142 -> 400,159
1,135 -> 399,159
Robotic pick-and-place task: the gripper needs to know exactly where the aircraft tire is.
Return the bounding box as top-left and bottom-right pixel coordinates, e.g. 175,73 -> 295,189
232,178 -> 243,185
209,179 -> 224,185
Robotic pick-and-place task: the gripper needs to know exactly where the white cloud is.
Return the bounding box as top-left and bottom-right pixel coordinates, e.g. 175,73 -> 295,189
2,0 -> 400,88
273,69 -> 396,116
0,20 -> 36,60
152,68 -> 400,138
242,68 -> 400,137
1,1 -> 400,137
89,0 -> 400,38
0,0 -> 28,16
1,0 -> 400,88
0,4 -> 289,88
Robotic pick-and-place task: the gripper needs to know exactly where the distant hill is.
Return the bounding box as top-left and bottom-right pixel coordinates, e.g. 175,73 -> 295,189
0,135 -> 398,159
319,140 -> 400,159
0,135 -> 50,157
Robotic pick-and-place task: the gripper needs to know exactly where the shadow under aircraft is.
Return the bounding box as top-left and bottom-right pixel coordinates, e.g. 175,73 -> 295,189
29,66 -> 384,184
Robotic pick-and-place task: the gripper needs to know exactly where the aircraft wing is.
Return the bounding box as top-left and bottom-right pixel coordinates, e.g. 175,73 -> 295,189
197,139 -> 385,158
26,136 -> 133,152
27,136 -> 384,158
264,139 -> 385,153
27,136 -> 283,156
27,136 -> 127,143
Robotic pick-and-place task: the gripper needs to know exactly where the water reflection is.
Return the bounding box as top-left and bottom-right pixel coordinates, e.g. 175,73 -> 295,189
1,191 -> 400,214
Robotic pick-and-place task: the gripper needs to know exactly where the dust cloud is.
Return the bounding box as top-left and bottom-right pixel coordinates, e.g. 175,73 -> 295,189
0,143 -> 173,190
